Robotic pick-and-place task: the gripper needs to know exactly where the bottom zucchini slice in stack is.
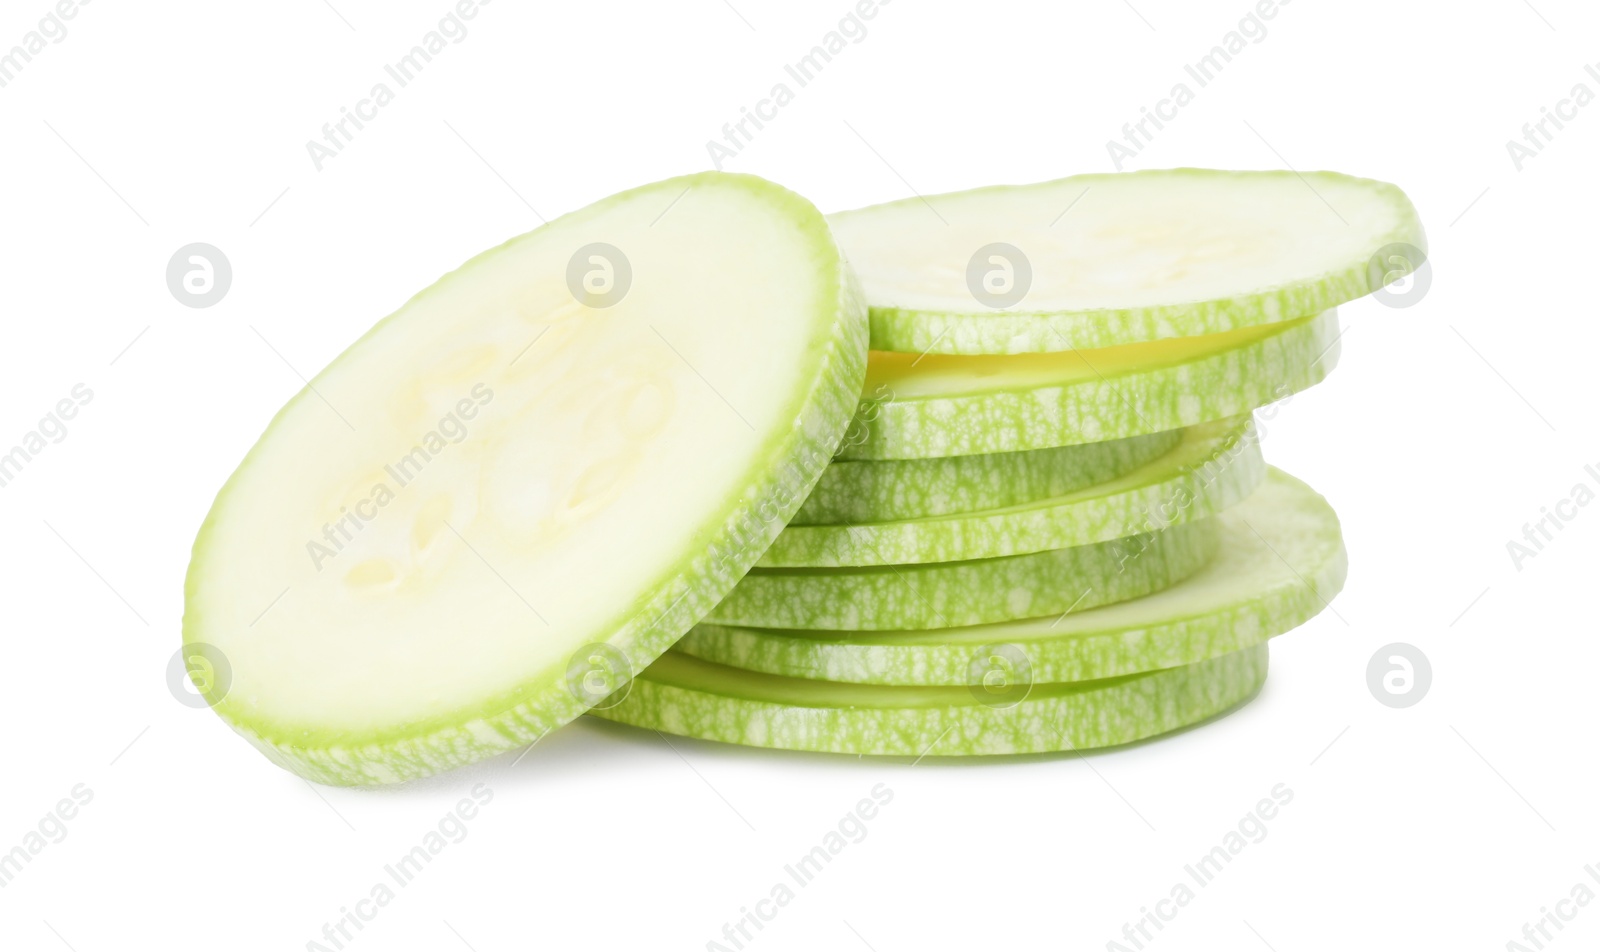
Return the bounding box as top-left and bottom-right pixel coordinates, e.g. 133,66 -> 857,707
590,643 -> 1268,756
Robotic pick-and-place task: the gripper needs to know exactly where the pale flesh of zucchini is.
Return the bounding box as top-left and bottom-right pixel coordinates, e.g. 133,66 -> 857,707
828,168 -> 1424,355
182,173 -> 868,786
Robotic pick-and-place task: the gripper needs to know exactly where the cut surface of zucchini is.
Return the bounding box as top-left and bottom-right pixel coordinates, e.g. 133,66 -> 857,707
182,173 -> 868,785
829,168 -> 1424,355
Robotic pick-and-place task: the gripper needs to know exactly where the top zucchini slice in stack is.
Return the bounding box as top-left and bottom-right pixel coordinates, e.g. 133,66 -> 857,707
828,168 -> 1426,354
182,173 -> 868,786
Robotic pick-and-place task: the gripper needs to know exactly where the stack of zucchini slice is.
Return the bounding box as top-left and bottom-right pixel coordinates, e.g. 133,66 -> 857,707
593,169 -> 1425,757
184,169 -> 1424,784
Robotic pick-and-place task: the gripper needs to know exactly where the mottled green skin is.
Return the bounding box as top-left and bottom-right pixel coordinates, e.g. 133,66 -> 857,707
838,309 -> 1339,460
682,469 -> 1344,685
792,428 -> 1180,525
829,168 -> 1426,355
183,173 -> 870,786
762,416 -> 1260,567
590,645 -> 1269,756
707,517 -> 1219,631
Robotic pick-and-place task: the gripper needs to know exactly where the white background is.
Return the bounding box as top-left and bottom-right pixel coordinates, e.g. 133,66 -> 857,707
1,0 -> 1595,949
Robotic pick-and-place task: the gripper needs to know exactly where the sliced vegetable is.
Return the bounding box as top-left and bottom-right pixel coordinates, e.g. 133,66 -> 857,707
182,172 -> 868,786
793,427 -> 1179,526
763,415 -> 1260,567
590,644 -> 1269,756
683,468 -> 1343,684
828,168 -> 1425,355
839,309 -> 1338,460
706,517 -> 1218,631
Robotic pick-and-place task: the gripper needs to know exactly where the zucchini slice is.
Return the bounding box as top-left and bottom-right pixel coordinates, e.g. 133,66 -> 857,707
590,644 -> 1269,756
794,427 -> 1180,526
681,468 -> 1342,684
182,173 -> 868,786
829,168 -> 1424,355
839,309 -> 1338,460
706,516 -> 1219,631
761,415 -> 1261,567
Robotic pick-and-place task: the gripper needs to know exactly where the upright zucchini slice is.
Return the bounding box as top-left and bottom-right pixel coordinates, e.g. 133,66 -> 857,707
829,168 -> 1425,355
182,173 -> 868,786
761,415 -> 1261,567
841,309 -> 1338,460
590,644 -> 1269,756
681,468 -> 1343,684
706,516 -> 1219,631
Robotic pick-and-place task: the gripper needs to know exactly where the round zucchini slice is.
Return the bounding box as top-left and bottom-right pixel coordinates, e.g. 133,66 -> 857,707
840,309 -> 1338,460
182,173 -> 868,785
707,516 -> 1219,631
829,168 -> 1424,355
591,644 -> 1269,756
794,427 -> 1181,526
762,415 -> 1261,567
